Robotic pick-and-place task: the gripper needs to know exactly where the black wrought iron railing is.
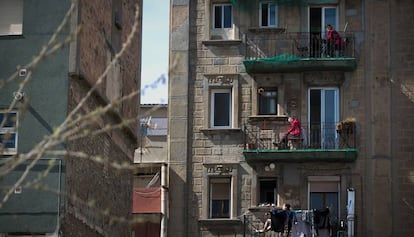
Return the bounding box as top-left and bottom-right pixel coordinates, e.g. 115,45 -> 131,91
243,214 -> 280,237
244,123 -> 356,151
244,32 -> 355,59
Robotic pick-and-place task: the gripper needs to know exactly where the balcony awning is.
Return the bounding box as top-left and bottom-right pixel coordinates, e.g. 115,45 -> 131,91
132,187 -> 161,213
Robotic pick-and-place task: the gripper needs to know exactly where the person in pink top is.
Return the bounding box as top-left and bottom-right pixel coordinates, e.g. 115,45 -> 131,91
279,117 -> 302,149
326,24 -> 343,56
286,117 -> 301,137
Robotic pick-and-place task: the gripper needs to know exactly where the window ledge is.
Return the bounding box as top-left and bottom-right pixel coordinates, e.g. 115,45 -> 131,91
248,115 -> 288,121
202,39 -> 242,46
0,149 -> 17,156
200,128 -> 242,134
198,218 -> 242,227
248,206 -> 278,212
248,27 -> 286,33
0,35 -> 24,40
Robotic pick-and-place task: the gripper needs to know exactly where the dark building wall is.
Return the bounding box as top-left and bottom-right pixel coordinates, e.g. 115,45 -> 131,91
77,0 -> 141,126
64,93 -> 135,236
62,0 -> 141,236
389,1 -> 414,236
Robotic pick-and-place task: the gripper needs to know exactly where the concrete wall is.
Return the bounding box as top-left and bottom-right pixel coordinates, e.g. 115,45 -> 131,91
0,0 -> 71,233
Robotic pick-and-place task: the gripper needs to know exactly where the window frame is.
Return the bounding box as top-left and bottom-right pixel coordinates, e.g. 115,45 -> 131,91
258,87 -> 278,115
307,176 -> 341,221
308,6 -> 339,37
209,177 -> 231,218
258,177 -> 278,205
210,88 -> 232,128
202,164 -> 237,220
212,3 -> 233,29
259,1 -> 278,28
307,87 -> 340,149
203,74 -> 239,130
0,111 -> 18,154
252,78 -> 285,117
0,0 -> 23,36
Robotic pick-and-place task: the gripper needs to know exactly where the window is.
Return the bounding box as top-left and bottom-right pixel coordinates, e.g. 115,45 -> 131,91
308,176 -> 340,225
209,3 -> 235,40
309,6 -> 338,37
0,111 -> 18,154
308,88 -> 339,149
260,2 -> 278,27
210,177 -> 231,218
259,178 -> 277,205
0,0 -> 23,36
210,89 -> 232,128
213,4 -> 232,29
140,117 -> 168,136
204,75 -> 239,129
258,88 -> 277,115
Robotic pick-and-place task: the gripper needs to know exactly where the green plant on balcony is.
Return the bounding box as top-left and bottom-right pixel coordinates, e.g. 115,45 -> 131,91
336,117 -> 356,134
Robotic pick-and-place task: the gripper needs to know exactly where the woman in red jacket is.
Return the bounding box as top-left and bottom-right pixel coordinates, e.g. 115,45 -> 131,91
279,117 -> 302,149
326,24 -> 343,57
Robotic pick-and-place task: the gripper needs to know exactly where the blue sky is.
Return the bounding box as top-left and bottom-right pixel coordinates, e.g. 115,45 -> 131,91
140,0 -> 169,104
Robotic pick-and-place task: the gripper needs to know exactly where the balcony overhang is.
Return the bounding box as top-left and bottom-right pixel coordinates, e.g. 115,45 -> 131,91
243,57 -> 357,73
243,148 -> 357,163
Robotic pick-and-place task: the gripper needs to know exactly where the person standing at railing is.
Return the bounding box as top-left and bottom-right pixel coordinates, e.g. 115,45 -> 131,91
326,24 -> 343,57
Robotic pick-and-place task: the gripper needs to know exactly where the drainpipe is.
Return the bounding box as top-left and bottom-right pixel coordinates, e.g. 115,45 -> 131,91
347,188 -> 355,237
160,163 -> 168,237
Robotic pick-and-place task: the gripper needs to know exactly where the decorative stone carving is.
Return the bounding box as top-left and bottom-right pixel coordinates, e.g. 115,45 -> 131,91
205,74 -> 237,85
207,164 -> 234,175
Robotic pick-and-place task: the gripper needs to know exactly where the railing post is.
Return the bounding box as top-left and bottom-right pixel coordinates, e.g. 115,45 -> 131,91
243,214 -> 246,237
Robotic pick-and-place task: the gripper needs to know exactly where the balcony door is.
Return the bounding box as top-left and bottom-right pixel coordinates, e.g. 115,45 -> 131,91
309,6 -> 338,57
308,88 -> 339,149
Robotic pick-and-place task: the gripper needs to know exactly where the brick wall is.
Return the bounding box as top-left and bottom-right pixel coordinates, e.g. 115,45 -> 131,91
62,0 -> 140,235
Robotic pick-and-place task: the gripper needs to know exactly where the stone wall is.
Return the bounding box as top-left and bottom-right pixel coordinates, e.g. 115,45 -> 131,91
170,0 -> 414,236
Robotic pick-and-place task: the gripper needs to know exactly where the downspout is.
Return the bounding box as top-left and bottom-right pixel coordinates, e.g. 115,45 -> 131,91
48,159 -> 63,237
161,163 -> 168,237
347,188 -> 355,237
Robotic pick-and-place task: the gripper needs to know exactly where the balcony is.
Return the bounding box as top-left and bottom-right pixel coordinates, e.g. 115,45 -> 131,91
243,122 -> 357,163
243,32 -> 357,73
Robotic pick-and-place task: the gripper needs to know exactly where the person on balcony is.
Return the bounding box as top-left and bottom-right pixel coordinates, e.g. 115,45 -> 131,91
256,203 -> 297,235
279,117 -> 302,149
326,24 -> 343,57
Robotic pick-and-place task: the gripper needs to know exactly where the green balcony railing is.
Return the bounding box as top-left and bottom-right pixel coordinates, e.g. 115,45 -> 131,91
243,32 -> 357,73
243,122 -> 357,162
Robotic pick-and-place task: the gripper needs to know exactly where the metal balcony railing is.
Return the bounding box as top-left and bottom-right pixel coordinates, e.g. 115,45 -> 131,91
244,32 -> 355,60
244,123 -> 356,151
243,214 -> 280,237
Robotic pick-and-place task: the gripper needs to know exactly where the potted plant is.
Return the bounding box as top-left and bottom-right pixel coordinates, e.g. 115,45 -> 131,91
336,117 -> 356,134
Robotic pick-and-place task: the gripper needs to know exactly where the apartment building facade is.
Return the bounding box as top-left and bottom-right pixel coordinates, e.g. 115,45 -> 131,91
169,0 -> 414,237
0,0 -> 141,236
133,104 -> 168,237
